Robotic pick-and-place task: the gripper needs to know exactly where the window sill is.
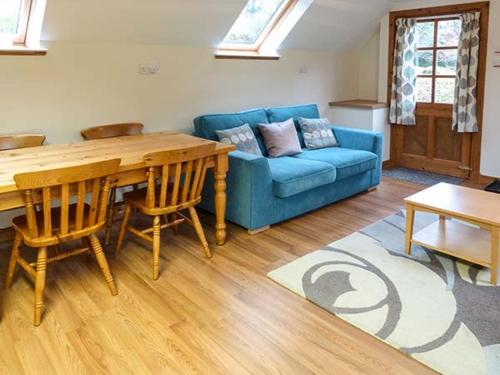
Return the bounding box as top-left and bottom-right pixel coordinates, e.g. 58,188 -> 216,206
214,50 -> 280,60
0,46 -> 47,56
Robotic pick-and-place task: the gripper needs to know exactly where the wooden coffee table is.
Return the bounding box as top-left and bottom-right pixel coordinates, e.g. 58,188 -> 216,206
404,183 -> 500,285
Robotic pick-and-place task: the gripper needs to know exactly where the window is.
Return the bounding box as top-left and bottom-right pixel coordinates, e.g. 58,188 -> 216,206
0,0 -> 32,45
415,18 -> 461,104
221,0 -> 290,49
216,0 -> 312,59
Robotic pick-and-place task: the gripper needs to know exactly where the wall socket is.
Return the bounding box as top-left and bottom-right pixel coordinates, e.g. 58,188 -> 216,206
139,63 -> 160,75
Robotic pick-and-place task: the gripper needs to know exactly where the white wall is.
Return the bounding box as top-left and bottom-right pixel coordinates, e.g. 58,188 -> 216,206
0,42 -> 359,144
378,0 -> 500,177
357,30 -> 381,101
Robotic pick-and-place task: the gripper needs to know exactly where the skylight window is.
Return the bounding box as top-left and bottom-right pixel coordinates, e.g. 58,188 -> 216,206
222,0 -> 289,46
0,0 -> 31,45
0,0 -> 46,54
216,0 -> 313,59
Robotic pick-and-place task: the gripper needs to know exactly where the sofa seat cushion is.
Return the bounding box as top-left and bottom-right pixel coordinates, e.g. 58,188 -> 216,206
267,157 -> 336,198
294,148 -> 377,181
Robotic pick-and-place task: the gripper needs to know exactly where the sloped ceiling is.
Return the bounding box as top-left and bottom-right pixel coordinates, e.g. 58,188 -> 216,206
41,0 -> 400,51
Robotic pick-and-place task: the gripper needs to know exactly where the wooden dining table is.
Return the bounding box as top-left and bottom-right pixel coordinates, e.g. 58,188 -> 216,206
0,132 -> 235,245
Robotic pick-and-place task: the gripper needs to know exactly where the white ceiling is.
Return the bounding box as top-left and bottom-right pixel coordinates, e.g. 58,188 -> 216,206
41,0 -> 401,51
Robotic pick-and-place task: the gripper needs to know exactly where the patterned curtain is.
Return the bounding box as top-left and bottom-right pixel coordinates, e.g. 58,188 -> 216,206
389,18 -> 417,125
452,12 -> 481,133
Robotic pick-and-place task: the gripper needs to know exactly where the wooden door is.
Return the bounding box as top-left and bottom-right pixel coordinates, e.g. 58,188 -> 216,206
388,2 -> 489,181
394,17 -> 471,178
394,106 -> 472,178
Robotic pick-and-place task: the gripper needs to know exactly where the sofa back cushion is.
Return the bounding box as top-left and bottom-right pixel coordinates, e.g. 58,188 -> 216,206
194,108 -> 269,153
265,104 -> 320,147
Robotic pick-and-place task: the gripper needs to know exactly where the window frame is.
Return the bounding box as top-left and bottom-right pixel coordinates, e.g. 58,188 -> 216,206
2,0 -> 34,45
218,0 -> 296,53
415,17 -> 460,105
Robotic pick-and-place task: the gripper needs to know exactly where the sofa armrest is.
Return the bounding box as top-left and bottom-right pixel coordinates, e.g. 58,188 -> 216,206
332,126 -> 383,186
227,151 -> 274,225
200,151 -> 274,230
332,127 -> 382,153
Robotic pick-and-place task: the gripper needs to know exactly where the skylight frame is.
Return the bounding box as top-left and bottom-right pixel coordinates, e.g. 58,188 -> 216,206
0,0 -> 33,45
218,0 -> 296,53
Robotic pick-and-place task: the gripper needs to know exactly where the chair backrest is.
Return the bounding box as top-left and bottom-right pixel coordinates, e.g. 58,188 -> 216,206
81,123 -> 144,140
143,143 -> 217,211
0,134 -> 45,151
14,159 -> 121,240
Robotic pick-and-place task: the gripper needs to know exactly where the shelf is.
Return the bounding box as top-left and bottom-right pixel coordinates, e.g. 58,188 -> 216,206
329,100 -> 388,110
412,220 -> 492,267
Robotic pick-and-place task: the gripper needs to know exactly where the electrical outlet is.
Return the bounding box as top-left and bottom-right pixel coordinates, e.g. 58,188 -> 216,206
139,63 -> 160,75
494,49 -> 500,67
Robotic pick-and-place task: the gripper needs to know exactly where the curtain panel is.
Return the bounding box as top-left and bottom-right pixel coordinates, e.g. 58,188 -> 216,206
389,18 -> 417,126
452,12 -> 481,133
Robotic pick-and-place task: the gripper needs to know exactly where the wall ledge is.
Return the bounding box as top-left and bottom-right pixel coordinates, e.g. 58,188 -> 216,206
330,99 -> 388,110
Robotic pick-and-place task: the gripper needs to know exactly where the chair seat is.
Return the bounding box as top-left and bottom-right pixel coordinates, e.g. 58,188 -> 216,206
123,185 -> 198,214
13,204 -> 93,246
293,147 -> 378,181
267,157 -> 336,198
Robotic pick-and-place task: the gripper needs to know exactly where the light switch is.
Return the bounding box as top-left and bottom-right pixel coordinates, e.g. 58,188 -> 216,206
494,53 -> 500,68
139,62 -> 160,75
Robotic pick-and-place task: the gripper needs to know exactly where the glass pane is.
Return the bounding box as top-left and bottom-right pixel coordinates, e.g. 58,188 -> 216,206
0,0 -> 22,34
416,51 -> 433,75
416,77 -> 432,103
437,19 -> 461,47
223,0 -> 287,45
435,78 -> 456,104
416,22 -> 434,48
436,49 -> 458,75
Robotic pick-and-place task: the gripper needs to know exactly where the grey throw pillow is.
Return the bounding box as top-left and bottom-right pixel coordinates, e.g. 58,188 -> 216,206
298,118 -> 338,150
216,124 -> 263,156
258,118 -> 302,158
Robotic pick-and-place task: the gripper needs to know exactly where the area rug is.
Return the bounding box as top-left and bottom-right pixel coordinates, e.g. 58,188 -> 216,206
268,210 -> 500,375
383,167 -> 464,186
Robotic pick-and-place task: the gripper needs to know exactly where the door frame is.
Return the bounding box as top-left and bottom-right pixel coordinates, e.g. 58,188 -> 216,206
386,1 -> 490,182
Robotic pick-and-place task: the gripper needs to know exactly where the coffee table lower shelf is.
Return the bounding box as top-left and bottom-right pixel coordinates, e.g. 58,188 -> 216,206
411,220 -> 491,268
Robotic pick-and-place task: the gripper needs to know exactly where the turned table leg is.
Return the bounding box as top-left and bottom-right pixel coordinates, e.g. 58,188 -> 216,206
214,153 -> 229,246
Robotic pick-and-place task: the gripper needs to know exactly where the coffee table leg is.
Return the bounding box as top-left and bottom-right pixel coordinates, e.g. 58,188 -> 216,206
491,227 -> 499,285
405,204 -> 415,255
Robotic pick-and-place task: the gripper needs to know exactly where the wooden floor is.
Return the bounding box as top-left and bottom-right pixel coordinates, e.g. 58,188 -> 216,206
0,177 -> 438,375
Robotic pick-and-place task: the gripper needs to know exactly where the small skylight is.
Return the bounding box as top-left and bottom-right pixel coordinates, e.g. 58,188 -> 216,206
0,0 -> 47,54
216,0 -> 313,59
222,0 -> 289,46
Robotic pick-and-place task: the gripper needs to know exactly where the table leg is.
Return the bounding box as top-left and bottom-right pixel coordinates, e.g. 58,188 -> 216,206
491,227 -> 499,285
405,204 -> 415,255
214,153 -> 229,246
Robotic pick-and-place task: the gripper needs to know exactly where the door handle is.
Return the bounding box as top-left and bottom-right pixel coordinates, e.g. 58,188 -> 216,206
458,165 -> 472,171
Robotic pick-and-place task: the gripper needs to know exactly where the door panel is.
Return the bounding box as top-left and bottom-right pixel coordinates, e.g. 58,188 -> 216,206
395,104 -> 472,178
434,117 -> 462,162
403,116 -> 428,156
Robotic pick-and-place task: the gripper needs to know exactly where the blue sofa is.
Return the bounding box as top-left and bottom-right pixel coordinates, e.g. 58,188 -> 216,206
194,104 -> 383,231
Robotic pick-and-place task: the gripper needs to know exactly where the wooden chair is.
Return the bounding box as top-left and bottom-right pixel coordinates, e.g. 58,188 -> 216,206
115,143 -> 216,280
0,134 -> 46,241
80,123 -> 144,246
4,159 -> 121,326
0,134 -> 45,151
